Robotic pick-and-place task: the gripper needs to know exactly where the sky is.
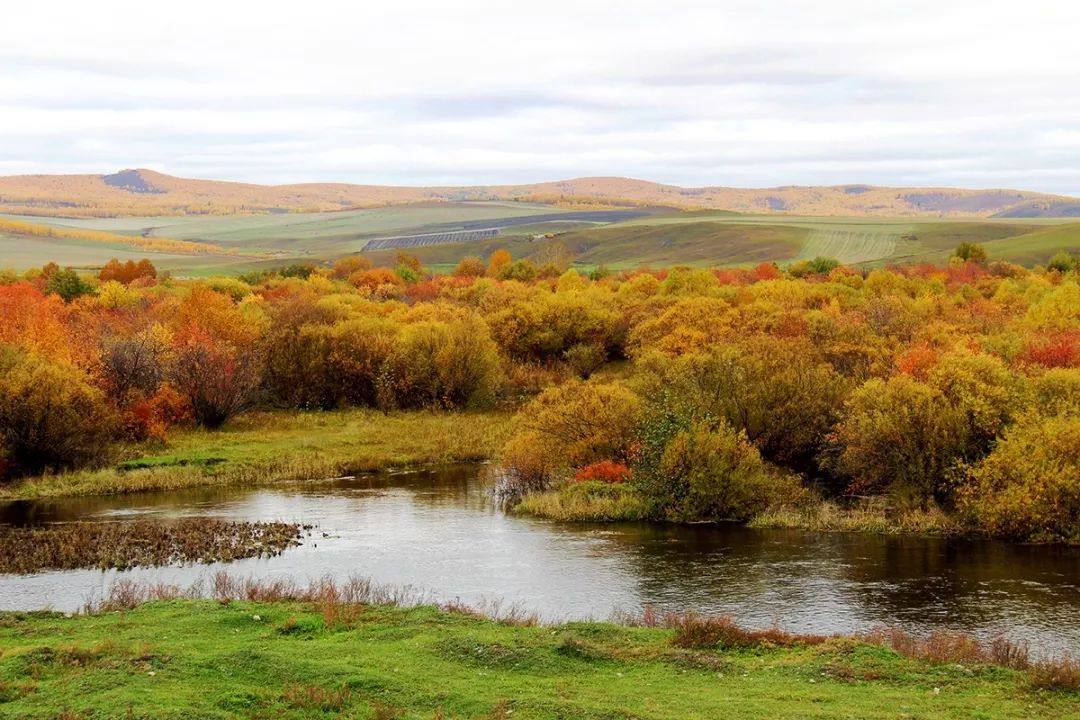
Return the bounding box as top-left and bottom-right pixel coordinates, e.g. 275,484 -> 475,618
3,0 -> 1080,193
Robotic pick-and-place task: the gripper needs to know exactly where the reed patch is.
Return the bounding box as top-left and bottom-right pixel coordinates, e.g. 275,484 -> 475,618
0,519 -> 304,573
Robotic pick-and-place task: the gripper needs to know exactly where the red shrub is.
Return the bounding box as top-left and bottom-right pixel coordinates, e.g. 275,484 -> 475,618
1019,331 -> 1079,368
895,343 -> 939,380
574,460 -> 632,484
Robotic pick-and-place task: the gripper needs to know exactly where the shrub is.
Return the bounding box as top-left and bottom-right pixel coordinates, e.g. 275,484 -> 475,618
927,348 -> 1017,454
825,375 -> 969,504
959,413 -> 1080,542
331,255 -> 372,279
953,242 -> 988,264
501,381 -> 642,486
1047,251 -> 1076,273
635,339 -> 848,472
44,267 -> 93,302
498,260 -> 537,282
636,418 -> 802,521
386,315 -> 501,409
574,460 -> 631,484
99,328 -> 170,402
453,256 -> 486,278
169,328 -> 263,429
0,350 -> 116,476
564,342 -> 606,379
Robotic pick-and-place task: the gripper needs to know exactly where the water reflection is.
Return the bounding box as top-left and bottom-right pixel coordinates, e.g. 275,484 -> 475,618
0,466 -> 1077,656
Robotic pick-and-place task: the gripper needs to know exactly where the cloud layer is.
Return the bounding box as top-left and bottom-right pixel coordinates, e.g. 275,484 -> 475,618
3,0 -> 1080,193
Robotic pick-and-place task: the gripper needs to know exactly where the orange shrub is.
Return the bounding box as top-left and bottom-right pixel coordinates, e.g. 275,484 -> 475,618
574,460 -> 632,484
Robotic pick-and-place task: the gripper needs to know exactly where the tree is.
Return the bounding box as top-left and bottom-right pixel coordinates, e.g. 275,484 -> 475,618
953,242 -> 988,265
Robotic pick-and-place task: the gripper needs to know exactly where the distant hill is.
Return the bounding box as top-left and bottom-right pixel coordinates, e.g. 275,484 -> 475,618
1,168 -> 1079,218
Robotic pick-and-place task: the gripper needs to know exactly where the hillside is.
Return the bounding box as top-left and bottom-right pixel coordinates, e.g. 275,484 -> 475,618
3,169 -> 1080,218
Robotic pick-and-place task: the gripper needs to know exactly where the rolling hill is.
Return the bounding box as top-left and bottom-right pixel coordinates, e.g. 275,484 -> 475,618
3,169 -> 1080,219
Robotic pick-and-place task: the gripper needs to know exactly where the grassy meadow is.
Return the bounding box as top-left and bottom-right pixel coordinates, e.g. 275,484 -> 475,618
0,409 -> 511,500
0,599 -> 1075,719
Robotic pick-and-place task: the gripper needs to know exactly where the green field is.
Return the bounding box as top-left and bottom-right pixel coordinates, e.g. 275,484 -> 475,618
0,600 -> 1074,719
3,205 -> 1078,275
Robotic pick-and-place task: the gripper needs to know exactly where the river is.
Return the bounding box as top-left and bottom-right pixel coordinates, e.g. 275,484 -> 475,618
2,465 -> 1077,656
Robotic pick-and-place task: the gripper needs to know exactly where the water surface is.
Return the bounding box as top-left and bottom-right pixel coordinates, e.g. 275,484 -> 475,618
1,466 -> 1077,656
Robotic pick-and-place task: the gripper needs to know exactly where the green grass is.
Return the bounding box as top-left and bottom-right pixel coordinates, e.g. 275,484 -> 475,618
0,600 -> 1073,719
0,408 -> 511,500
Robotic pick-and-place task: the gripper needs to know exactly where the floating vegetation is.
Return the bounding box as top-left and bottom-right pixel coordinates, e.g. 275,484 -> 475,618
0,519 -> 305,573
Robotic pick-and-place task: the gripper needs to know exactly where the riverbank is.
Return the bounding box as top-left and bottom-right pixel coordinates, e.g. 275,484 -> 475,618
0,409 -> 511,500
0,596 -> 1074,719
514,482 -> 972,538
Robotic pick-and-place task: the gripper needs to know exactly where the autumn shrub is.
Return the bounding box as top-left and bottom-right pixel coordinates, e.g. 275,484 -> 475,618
264,322 -> 337,409
327,316 -> 400,407
44,267 -> 93,302
574,460 -> 631,484
564,342 -> 606,379
927,348 -> 1018,453
98,258 -> 156,285
120,385 -> 191,442
453,256 -> 486,278
635,339 -> 848,472
958,413 -> 1080,542
501,380 -> 642,487
486,290 -> 623,363
99,329 -> 168,402
169,328 -> 263,428
386,314 -> 501,409
1031,367 -> 1080,415
825,375 -> 969,504
633,417 -> 803,521
0,349 -> 117,476
331,255 -> 372,279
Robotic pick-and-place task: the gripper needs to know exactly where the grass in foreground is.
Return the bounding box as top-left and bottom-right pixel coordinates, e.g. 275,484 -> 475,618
0,408 -> 511,500
0,589 -> 1074,720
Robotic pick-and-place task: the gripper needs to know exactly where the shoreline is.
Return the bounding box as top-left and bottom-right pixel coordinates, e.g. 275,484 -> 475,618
0,578 -> 1074,718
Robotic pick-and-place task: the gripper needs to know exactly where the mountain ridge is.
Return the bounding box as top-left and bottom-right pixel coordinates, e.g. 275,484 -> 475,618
1,168 -> 1079,219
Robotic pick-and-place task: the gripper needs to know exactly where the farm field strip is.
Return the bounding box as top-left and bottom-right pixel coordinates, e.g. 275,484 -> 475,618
797,227 -> 906,264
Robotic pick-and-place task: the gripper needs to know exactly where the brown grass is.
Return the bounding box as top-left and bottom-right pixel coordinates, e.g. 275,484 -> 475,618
1027,657 -> 1080,692
864,627 -> 1029,668
280,683 -> 353,712
0,519 -> 303,573
667,613 -> 827,649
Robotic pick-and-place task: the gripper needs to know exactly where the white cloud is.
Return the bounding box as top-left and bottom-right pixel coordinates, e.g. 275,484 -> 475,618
2,0 -> 1079,193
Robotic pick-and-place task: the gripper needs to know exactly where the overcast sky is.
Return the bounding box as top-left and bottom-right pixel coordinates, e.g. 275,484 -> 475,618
3,1 -> 1080,193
